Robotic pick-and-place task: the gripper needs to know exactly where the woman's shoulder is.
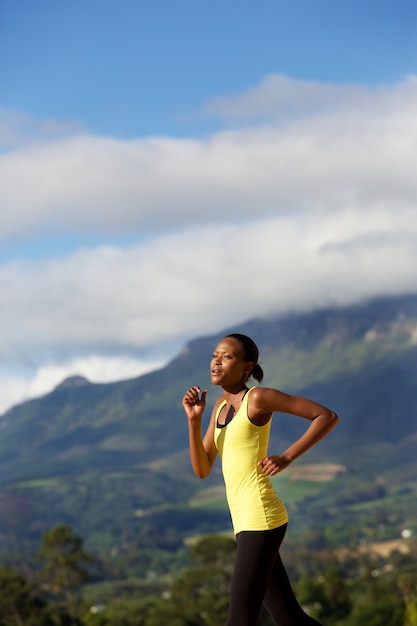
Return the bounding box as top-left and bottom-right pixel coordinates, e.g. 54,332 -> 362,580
248,386 -> 278,400
246,386 -> 277,425
247,386 -> 286,412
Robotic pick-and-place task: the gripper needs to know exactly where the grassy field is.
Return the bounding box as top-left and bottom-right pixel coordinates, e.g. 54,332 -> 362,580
188,463 -> 344,511
189,485 -> 228,511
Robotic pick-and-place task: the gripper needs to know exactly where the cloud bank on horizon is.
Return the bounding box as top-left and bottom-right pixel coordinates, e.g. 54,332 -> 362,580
1,69 -> 417,412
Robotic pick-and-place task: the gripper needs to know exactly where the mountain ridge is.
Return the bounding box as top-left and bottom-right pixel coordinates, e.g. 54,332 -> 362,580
2,292 -> 417,474
0,293 -> 416,560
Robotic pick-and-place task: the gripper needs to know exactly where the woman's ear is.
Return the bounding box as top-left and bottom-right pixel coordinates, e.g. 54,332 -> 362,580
244,362 -> 255,380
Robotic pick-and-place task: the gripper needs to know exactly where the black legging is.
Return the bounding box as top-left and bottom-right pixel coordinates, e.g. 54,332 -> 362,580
226,524 -> 323,626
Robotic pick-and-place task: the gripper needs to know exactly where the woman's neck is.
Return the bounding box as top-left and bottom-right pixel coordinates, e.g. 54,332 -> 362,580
222,385 -> 248,404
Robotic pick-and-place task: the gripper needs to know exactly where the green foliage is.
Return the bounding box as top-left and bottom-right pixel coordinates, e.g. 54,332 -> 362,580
1,526 -> 417,626
0,566 -> 49,625
146,535 -> 237,626
0,566 -> 75,625
399,574 -> 417,626
189,535 -> 236,566
147,566 -> 230,626
404,601 -> 417,626
145,603 -> 188,626
39,524 -> 93,589
297,566 -> 352,623
82,598 -> 156,626
39,524 -> 94,623
344,593 -> 404,626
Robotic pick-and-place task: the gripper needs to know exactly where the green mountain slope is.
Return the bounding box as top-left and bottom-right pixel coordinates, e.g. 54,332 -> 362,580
0,294 -> 416,560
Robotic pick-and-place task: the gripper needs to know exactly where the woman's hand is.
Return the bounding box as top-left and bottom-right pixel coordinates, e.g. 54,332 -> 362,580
184,386 -> 215,479
182,386 -> 207,422
258,454 -> 292,476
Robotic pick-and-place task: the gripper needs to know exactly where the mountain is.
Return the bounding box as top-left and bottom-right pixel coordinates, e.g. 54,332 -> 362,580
0,293 -> 416,560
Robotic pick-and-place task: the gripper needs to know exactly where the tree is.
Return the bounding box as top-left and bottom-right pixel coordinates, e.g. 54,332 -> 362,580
399,575 -> 417,626
0,566 -> 50,626
82,598 -> 156,626
189,535 -> 236,567
297,565 -> 352,624
344,573 -> 404,626
39,524 -> 93,625
146,534 -> 277,626
344,596 -> 404,626
146,535 -> 236,626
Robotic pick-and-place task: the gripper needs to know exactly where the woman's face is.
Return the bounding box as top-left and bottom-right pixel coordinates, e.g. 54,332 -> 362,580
210,337 -> 252,388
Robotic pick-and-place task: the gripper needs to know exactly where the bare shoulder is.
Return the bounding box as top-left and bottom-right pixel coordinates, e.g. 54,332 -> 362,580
250,386 -> 337,421
249,386 -> 288,410
249,386 -> 315,416
246,387 -> 286,424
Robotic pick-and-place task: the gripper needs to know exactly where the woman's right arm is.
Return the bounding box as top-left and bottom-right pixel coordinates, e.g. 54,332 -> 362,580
183,386 -> 218,479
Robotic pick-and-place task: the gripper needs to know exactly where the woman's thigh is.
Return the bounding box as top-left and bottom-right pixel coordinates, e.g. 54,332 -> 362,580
226,525 -> 287,626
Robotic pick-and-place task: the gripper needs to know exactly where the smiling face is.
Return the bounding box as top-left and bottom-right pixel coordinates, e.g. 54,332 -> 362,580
210,337 -> 254,390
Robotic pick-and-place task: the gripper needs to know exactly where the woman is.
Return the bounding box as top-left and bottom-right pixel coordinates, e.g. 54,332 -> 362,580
182,333 -> 338,626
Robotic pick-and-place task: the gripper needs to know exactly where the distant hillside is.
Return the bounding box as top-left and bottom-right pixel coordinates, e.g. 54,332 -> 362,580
0,293 -> 416,560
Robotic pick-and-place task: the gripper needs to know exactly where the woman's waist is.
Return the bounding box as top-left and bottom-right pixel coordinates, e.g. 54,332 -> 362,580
223,465 -> 273,492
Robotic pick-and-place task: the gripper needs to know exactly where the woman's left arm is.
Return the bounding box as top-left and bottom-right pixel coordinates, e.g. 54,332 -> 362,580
252,388 -> 339,476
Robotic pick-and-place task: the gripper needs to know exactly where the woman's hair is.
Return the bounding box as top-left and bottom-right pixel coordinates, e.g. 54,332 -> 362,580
226,333 -> 264,383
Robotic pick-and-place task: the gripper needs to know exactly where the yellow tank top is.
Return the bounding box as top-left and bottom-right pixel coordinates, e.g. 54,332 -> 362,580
214,387 -> 288,535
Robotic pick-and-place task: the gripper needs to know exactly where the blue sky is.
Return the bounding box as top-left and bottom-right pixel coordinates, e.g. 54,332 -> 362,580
1,0 -> 417,412
3,0 -> 417,141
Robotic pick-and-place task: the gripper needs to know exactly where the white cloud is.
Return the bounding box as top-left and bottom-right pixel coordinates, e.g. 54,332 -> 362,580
1,210 -> 416,358
1,207 -> 416,414
203,73 -> 417,122
0,355 -> 165,415
0,375 -> 32,417
0,75 -> 416,241
1,74 -> 417,412
0,108 -> 84,151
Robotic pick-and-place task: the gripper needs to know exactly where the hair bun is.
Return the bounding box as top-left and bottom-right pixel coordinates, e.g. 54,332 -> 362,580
251,363 -> 264,383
